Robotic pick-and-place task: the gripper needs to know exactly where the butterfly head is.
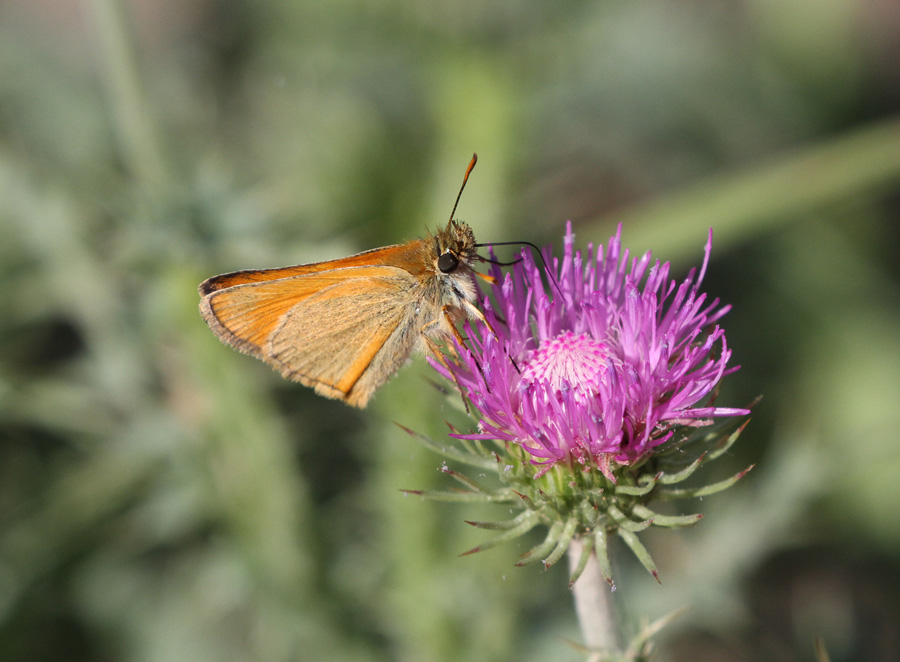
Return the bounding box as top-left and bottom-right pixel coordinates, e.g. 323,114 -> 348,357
435,219 -> 478,276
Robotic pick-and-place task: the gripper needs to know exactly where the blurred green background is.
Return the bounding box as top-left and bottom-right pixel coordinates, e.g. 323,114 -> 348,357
2,1 -> 900,661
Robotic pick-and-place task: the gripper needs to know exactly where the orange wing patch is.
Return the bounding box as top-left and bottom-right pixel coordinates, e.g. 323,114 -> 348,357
200,266 -> 420,406
264,276 -> 417,405
199,240 -> 431,295
200,266 -> 403,355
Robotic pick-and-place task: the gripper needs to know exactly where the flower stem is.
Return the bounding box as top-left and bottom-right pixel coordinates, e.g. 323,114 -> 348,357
568,538 -> 619,656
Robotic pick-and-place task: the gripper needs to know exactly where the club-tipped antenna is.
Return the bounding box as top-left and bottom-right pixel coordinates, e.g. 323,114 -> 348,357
448,153 -> 478,226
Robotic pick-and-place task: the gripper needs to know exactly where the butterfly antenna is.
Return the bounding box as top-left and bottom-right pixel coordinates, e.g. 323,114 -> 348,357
448,153 -> 478,226
474,239 -> 563,297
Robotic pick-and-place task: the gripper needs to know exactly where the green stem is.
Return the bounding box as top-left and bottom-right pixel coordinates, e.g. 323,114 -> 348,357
86,0 -> 168,191
592,116 -> 900,256
568,538 -> 619,656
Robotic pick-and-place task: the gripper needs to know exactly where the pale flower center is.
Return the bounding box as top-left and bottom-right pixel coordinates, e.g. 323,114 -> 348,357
520,330 -> 609,402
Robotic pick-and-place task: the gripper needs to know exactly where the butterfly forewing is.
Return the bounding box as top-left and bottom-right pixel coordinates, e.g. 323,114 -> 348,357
266,275 -> 418,406
199,242 -> 432,295
200,264 -> 422,406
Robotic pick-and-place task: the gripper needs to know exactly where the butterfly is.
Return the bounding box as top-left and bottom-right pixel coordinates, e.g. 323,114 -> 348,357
199,154 -> 495,407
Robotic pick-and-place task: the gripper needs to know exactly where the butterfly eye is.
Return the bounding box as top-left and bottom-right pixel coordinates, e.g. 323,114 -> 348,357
437,252 -> 459,274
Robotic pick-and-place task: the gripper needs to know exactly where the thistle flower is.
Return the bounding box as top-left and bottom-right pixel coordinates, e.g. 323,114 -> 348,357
411,223 -> 752,585
446,222 -> 747,476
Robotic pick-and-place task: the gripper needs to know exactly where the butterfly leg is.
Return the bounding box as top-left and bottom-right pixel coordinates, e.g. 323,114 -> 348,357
439,306 -> 493,397
459,299 -> 496,337
421,332 -> 471,413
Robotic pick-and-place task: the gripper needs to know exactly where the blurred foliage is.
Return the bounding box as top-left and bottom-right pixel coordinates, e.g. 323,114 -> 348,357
1,0 -> 900,661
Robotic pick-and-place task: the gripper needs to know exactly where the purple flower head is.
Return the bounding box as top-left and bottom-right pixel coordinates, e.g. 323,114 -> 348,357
435,223 -> 749,481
